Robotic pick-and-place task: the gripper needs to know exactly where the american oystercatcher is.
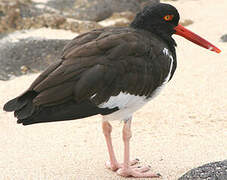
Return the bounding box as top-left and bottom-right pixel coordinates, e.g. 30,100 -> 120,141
4,3 -> 220,178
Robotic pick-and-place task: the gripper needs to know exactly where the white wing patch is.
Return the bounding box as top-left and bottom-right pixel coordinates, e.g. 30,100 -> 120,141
163,48 -> 173,84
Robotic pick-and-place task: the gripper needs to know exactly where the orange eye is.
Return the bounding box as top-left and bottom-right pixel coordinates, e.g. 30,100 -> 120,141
164,15 -> 174,21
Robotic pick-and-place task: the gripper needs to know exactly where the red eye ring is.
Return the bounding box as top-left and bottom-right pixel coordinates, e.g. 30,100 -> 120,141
164,15 -> 174,21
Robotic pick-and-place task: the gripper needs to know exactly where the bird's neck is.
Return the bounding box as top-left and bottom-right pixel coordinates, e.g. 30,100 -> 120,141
130,23 -> 177,55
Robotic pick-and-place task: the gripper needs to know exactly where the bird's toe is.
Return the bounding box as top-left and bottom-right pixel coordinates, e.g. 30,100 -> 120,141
105,158 -> 140,172
116,166 -> 161,178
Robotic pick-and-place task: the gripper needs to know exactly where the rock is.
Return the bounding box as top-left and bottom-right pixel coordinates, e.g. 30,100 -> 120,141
0,38 -> 68,80
47,0 -> 112,22
111,0 -> 160,13
0,0 -> 45,33
99,11 -> 135,27
46,0 -> 160,22
140,0 -> 160,9
178,160 -> 227,180
0,0 -> 160,34
107,0 -> 141,13
0,0 -> 103,34
220,34 -> 227,42
0,28 -> 78,80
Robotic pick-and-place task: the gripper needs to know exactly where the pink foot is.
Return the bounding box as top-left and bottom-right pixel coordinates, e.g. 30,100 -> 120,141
117,165 -> 161,178
105,158 -> 139,171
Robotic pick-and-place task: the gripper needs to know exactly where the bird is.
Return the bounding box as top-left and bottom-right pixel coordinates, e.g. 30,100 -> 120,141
3,3 -> 221,178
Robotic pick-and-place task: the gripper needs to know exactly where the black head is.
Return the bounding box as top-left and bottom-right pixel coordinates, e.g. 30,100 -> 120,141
131,3 -> 180,44
131,3 -> 221,54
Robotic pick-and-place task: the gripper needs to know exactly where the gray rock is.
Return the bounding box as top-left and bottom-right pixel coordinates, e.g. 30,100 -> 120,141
0,37 -> 69,80
109,0 -> 160,12
107,0 -> 141,13
14,1 -> 43,18
46,0 -> 160,22
178,160 -> 227,180
0,0 -> 102,34
0,0 -> 160,34
47,0 -> 112,22
220,34 -> 227,42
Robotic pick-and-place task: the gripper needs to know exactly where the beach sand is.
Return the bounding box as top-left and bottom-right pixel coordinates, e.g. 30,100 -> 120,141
0,0 -> 226,179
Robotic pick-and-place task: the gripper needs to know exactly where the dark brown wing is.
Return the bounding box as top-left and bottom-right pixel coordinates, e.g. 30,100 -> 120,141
31,28 -> 172,105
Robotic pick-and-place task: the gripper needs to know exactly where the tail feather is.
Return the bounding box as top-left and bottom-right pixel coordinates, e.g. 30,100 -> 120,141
4,91 -> 118,126
4,91 -> 38,119
3,97 -> 20,112
18,100 -> 118,125
4,91 -> 37,111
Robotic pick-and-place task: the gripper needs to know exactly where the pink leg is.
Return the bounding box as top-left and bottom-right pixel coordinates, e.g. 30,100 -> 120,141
102,119 -> 139,171
102,120 -> 119,171
117,118 -> 161,178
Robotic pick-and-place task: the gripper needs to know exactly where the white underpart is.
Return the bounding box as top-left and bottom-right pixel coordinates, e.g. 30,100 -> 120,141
99,92 -> 146,110
99,92 -> 149,121
98,48 -> 174,121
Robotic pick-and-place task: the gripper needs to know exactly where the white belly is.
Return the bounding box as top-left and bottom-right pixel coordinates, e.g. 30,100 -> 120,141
99,87 -> 164,121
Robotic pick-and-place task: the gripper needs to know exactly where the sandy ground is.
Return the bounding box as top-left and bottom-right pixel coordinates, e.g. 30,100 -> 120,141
0,0 -> 227,179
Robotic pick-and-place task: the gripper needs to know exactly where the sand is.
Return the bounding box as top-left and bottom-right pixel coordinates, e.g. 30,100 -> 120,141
0,0 -> 226,179
0,28 -> 78,43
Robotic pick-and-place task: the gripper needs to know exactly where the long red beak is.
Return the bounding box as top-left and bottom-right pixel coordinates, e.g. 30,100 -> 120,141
174,24 -> 221,53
